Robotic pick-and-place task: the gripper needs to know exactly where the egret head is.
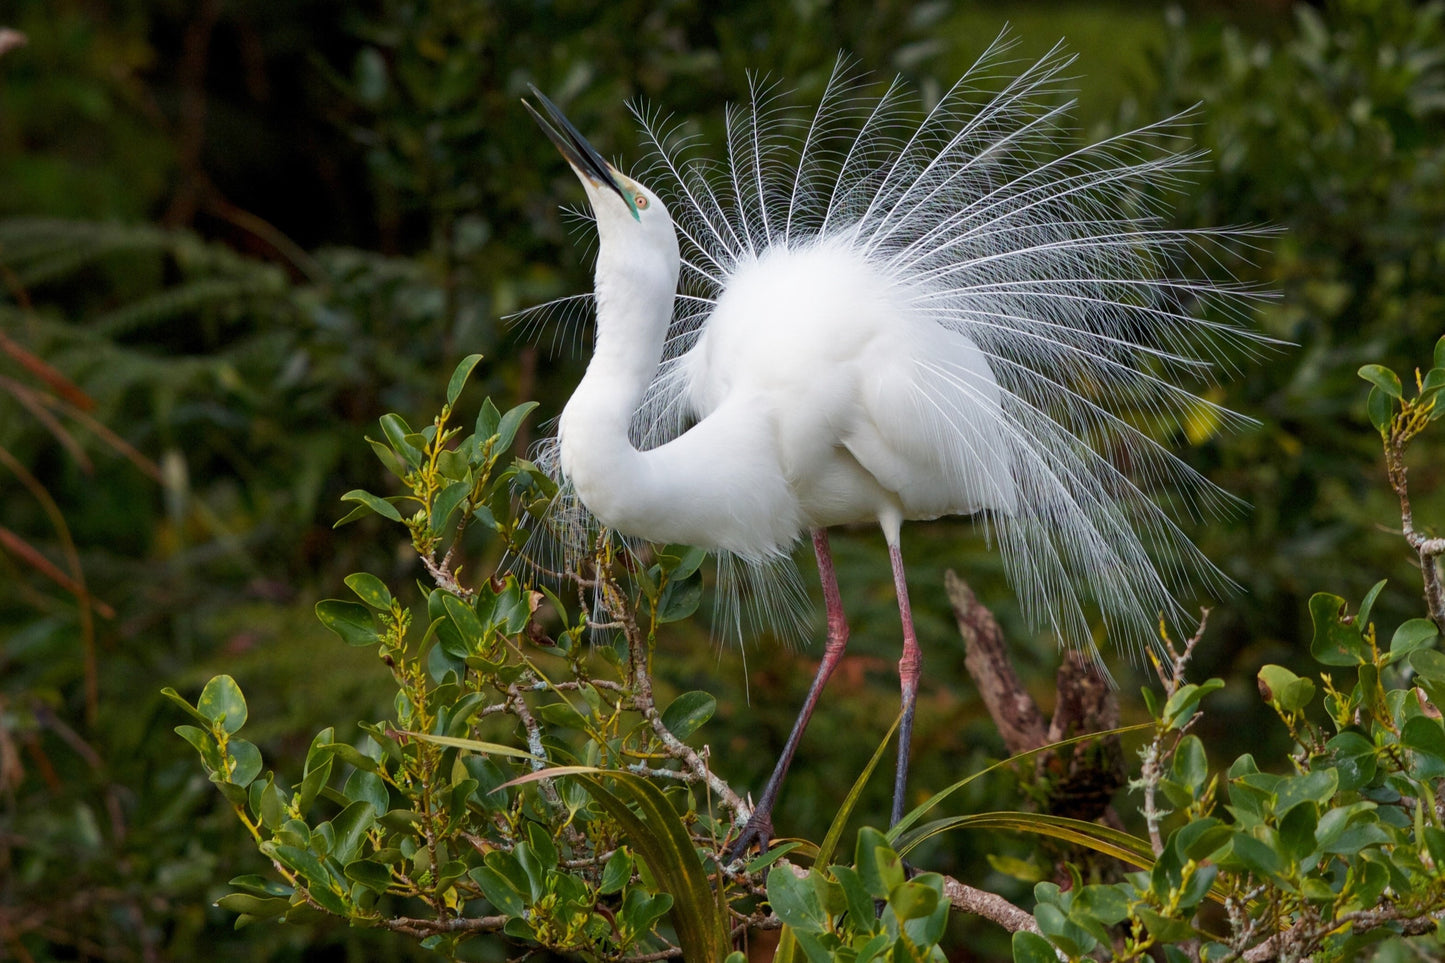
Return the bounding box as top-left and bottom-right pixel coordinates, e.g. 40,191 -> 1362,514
524,86 -> 676,262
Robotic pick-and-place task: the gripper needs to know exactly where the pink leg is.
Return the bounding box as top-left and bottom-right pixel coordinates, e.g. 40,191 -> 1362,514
889,542 -> 921,827
728,529 -> 849,858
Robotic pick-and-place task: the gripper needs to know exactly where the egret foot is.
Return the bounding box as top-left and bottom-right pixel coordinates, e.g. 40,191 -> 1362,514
726,809 -> 775,863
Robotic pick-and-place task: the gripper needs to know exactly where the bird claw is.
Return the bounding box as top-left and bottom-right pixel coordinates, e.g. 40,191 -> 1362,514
726,811 -> 775,864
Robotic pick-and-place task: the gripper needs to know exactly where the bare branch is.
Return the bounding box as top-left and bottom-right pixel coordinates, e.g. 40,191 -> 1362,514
941,874 -> 1041,935
947,570 -> 1047,754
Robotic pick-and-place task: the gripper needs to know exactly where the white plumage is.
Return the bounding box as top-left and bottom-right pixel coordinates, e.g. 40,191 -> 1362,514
520,36 -> 1268,850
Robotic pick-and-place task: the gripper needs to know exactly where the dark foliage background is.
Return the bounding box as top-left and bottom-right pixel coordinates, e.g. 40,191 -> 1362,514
2,0 -> 1443,959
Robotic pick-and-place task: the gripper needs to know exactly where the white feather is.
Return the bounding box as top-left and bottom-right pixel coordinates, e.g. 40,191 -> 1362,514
524,37 -> 1274,660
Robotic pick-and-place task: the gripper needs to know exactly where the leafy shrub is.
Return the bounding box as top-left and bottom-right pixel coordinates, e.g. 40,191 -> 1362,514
168,340 -> 1445,961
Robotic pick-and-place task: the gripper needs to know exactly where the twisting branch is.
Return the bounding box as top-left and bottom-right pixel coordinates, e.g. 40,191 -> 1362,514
946,570 -> 1047,754
591,561 -> 752,825
1383,409 -> 1445,630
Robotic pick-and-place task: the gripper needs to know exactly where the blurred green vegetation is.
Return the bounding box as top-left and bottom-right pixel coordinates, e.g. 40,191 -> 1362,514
2,0 -> 1444,960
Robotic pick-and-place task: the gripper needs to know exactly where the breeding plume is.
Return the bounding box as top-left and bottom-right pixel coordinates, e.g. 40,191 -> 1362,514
521,38 -> 1266,855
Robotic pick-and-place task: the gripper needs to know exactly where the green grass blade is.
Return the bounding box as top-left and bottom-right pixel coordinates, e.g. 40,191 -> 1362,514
888,722 -> 1152,840
573,772 -> 731,959
404,731 -> 544,761
894,811 -> 1156,870
814,711 -> 901,869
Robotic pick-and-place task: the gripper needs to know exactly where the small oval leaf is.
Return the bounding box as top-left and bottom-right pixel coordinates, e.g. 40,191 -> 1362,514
1358,363 -> 1403,399
316,600 -> 382,646
345,573 -> 394,610
660,691 -> 717,740
198,675 -> 248,733
338,489 -> 403,524
447,353 -> 484,406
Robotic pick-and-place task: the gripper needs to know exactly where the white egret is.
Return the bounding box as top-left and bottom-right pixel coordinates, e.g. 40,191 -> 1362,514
521,38 -> 1268,856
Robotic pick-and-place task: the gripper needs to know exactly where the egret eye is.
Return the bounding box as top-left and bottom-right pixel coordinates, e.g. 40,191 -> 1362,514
634,194 -> 649,210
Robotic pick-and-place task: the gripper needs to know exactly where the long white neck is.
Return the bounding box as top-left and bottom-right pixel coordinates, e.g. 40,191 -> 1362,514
557,251 -> 675,532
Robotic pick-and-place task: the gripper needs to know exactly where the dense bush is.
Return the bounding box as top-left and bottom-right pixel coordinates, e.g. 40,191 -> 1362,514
166,344 -> 1445,960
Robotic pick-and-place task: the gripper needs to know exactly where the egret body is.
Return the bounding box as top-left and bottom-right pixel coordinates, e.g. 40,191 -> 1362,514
523,41 -> 1266,855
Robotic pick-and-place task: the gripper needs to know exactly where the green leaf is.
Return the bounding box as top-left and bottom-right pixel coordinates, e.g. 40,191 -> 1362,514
1278,803 -> 1318,863
1412,648 -> 1445,681
1425,366 -> 1445,401
1435,336 -> 1445,374
660,544 -> 709,579
1276,769 -> 1337,817
657,571 -> 702,623
430,480 -> 471,533
1137,907 -> 1195,943
258,777 -> 286,829
176,725 -> 222,771
619,888 -> 673,938
474,398 -> 501,442
262,842 -> 343,901
441,593 -> 488,655
889,721 -> 1151,842
379,413 -> 422,467
1172,735 -> 1209,794
1013,931 -> 1059,963
1327,731 -> 1377,792
338,488 -> 403,524
470,865 -> 527,917
1390,619 -> 1438,660
198,675 -> 248,734
344,859 -> 393,896
345,573 -> 393,610
1173,820 -> 1231,862
767,864 -> 828,934
323,741 -> 383,773
1309,593 -> 1368,666
887,879 -> 939,921
495,401 -> 540,453
856,828 -> 906,899
223,739 -> 262,788
534,700 -> 588,730
832,865 -> 878,938
447,353 -> 484,405
404,732 -> 543,761
1358,579 -> 1388,630
1424,827 -> 1445,867
1358,364 -> 1403,399
297,757 -> 332,815
660,691 -> 716,740
228,875 -> 292,898
330,800 -> 376,863
1218,833 -> 1282,878
599,849 -> 633,895
1073,883 -> 1130,925
1257,665 -> 1315,712
988,853 -> 1046,882
315,600 -> 381,646
159,687 -> 211,725
367,438 -> 409,480
1162,679 -> 1225,730
1401,716 -> 1445,765
571,771 -> 731,959
215,892 -> 289,919
1367,386 -> 1393,434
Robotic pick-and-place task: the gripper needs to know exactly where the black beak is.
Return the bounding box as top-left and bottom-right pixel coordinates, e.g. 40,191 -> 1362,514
524,85 -> 633,211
